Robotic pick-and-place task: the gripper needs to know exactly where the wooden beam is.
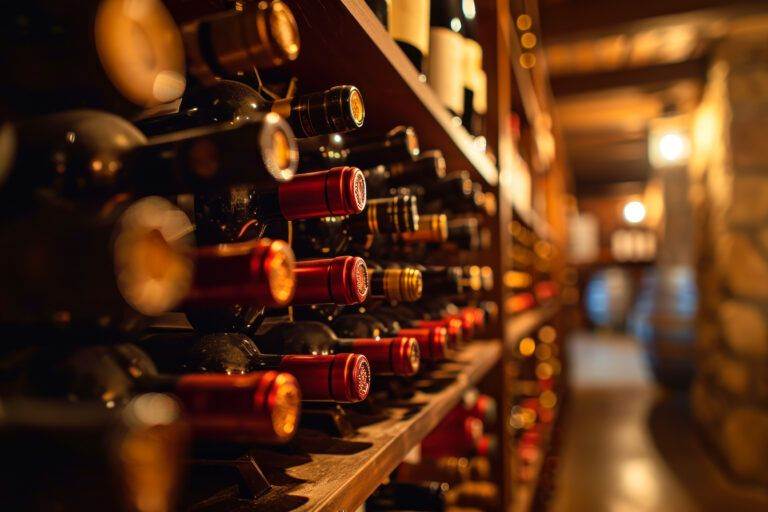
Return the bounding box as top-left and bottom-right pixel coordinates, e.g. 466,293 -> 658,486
550,58 -> 708,96
539,0 -> 762,39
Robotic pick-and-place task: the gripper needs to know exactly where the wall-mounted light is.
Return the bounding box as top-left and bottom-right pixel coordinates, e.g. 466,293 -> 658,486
623,200 -> 646,224
648,115 -> 691,168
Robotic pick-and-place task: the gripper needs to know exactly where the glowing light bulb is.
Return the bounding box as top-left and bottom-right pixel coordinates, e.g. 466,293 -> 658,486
623,201 -> 646,224
659,132 -> 686,162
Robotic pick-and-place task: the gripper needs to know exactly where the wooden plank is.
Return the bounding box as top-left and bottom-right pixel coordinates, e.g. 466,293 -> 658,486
281,0 -> 498,186
245,340 -> 502,512
539,0 -> 764,39
550,58 -> 708,97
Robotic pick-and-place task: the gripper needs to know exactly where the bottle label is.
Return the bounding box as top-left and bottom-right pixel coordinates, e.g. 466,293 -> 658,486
428,27 -> 465,114
389,0 -> 431,55
463,38 -> 482,88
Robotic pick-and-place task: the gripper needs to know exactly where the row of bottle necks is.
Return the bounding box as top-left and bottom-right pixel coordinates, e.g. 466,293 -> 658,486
2,386 -> 500,511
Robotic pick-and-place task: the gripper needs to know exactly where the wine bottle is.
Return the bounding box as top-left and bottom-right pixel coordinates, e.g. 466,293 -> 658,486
331,313 -> 449,362
2,110 -> 297,201
298,125 -> 420,170
396,456 -> 492,485
179,0 -> 300,83
0,195 -> 195,336
292,256 -> 370,305
189,166 -> 367,245
418,171 -> 475,214
368,265 -> 424,302
365,150 -> 446,198
428,0 -> 465,118
0,395 -> 187,512
0,0 -> 186,116
388,0 -> 431,73
460,0 -> 481,132
9,343 -> 301,443
375,303 -> 465,347
142,331 -> 371,403
183,238 -> 296,309
253,321 -> 420,376
138,80 -> 365,138
367,481 -> 449,511
292,194 -> 419,258
365,0 -> 389,26
446,217 -> 490,252
396,214 -> 449,244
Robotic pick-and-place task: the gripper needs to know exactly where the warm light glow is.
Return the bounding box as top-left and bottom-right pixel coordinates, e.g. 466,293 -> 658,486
462,0 -> 476,20
623,201 -> 646,224
519,52 -> 536,68
518,337 -> 536,357
658,132 -> 687,163
516,14 -> 532,31
450,17 -> 462,32
521,32 -> 537,49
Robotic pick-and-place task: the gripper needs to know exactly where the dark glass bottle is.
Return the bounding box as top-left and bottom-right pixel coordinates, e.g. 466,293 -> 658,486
417,171 -> 475,214
7,343 -> 301,444
366,481 -> 448,511
138,80 -> 365,139
297,125 -> 420,170
176,0 -> 301,83
292,194 -> 420,258
396,456 -> 492,486
365,0 -> 388,25
189,166 -> 367,245
429,0 -> 466,118
0,395 -> 187,512
252,321 -> 420,376
364,150 -> 446,198
141,331 -> 371,403
0,0 -> 186,117
2,110 -> 297,201
0,195 -> 195,337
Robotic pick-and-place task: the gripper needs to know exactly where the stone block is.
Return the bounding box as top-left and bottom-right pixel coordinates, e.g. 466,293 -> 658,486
719,300 -> 768,358
720,234 -> 768,300
721,407 -> 768,485
726,175 -> 768,226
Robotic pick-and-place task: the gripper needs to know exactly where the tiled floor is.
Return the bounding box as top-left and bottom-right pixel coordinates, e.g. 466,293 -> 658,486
548,331 -> 768,512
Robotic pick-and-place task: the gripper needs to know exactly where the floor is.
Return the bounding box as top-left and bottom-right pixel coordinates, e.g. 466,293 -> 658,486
548,331 -> 768,512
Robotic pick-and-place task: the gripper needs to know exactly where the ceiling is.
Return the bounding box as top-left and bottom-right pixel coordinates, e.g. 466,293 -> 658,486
538,0 -> 768,197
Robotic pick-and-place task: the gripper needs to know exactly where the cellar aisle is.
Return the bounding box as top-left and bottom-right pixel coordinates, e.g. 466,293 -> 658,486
548,332 -> 768,512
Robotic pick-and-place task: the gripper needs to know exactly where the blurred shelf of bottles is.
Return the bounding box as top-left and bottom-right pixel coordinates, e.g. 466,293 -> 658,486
0,0 -> 509,510
503,210 -> 562,315
508,322 -> 565,511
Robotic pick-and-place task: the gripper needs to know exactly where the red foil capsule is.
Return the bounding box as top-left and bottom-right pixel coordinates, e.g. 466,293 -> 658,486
278,166 -> 367,219
415,318 -> 464,347
278,353 -> 370,403
292,256 -> 369,305
348,337 -> 420,376
173,371 -> 301,443
185,239 -> 296,308
399,326 -> 449,361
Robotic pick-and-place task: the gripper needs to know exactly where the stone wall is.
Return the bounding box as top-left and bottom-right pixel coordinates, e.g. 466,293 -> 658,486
689,27 -> 768,487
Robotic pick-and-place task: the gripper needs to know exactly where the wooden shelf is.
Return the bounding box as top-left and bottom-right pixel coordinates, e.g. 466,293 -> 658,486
281,0 -> 499,186
245,340 -> 502,512
505,305 -> 559,344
